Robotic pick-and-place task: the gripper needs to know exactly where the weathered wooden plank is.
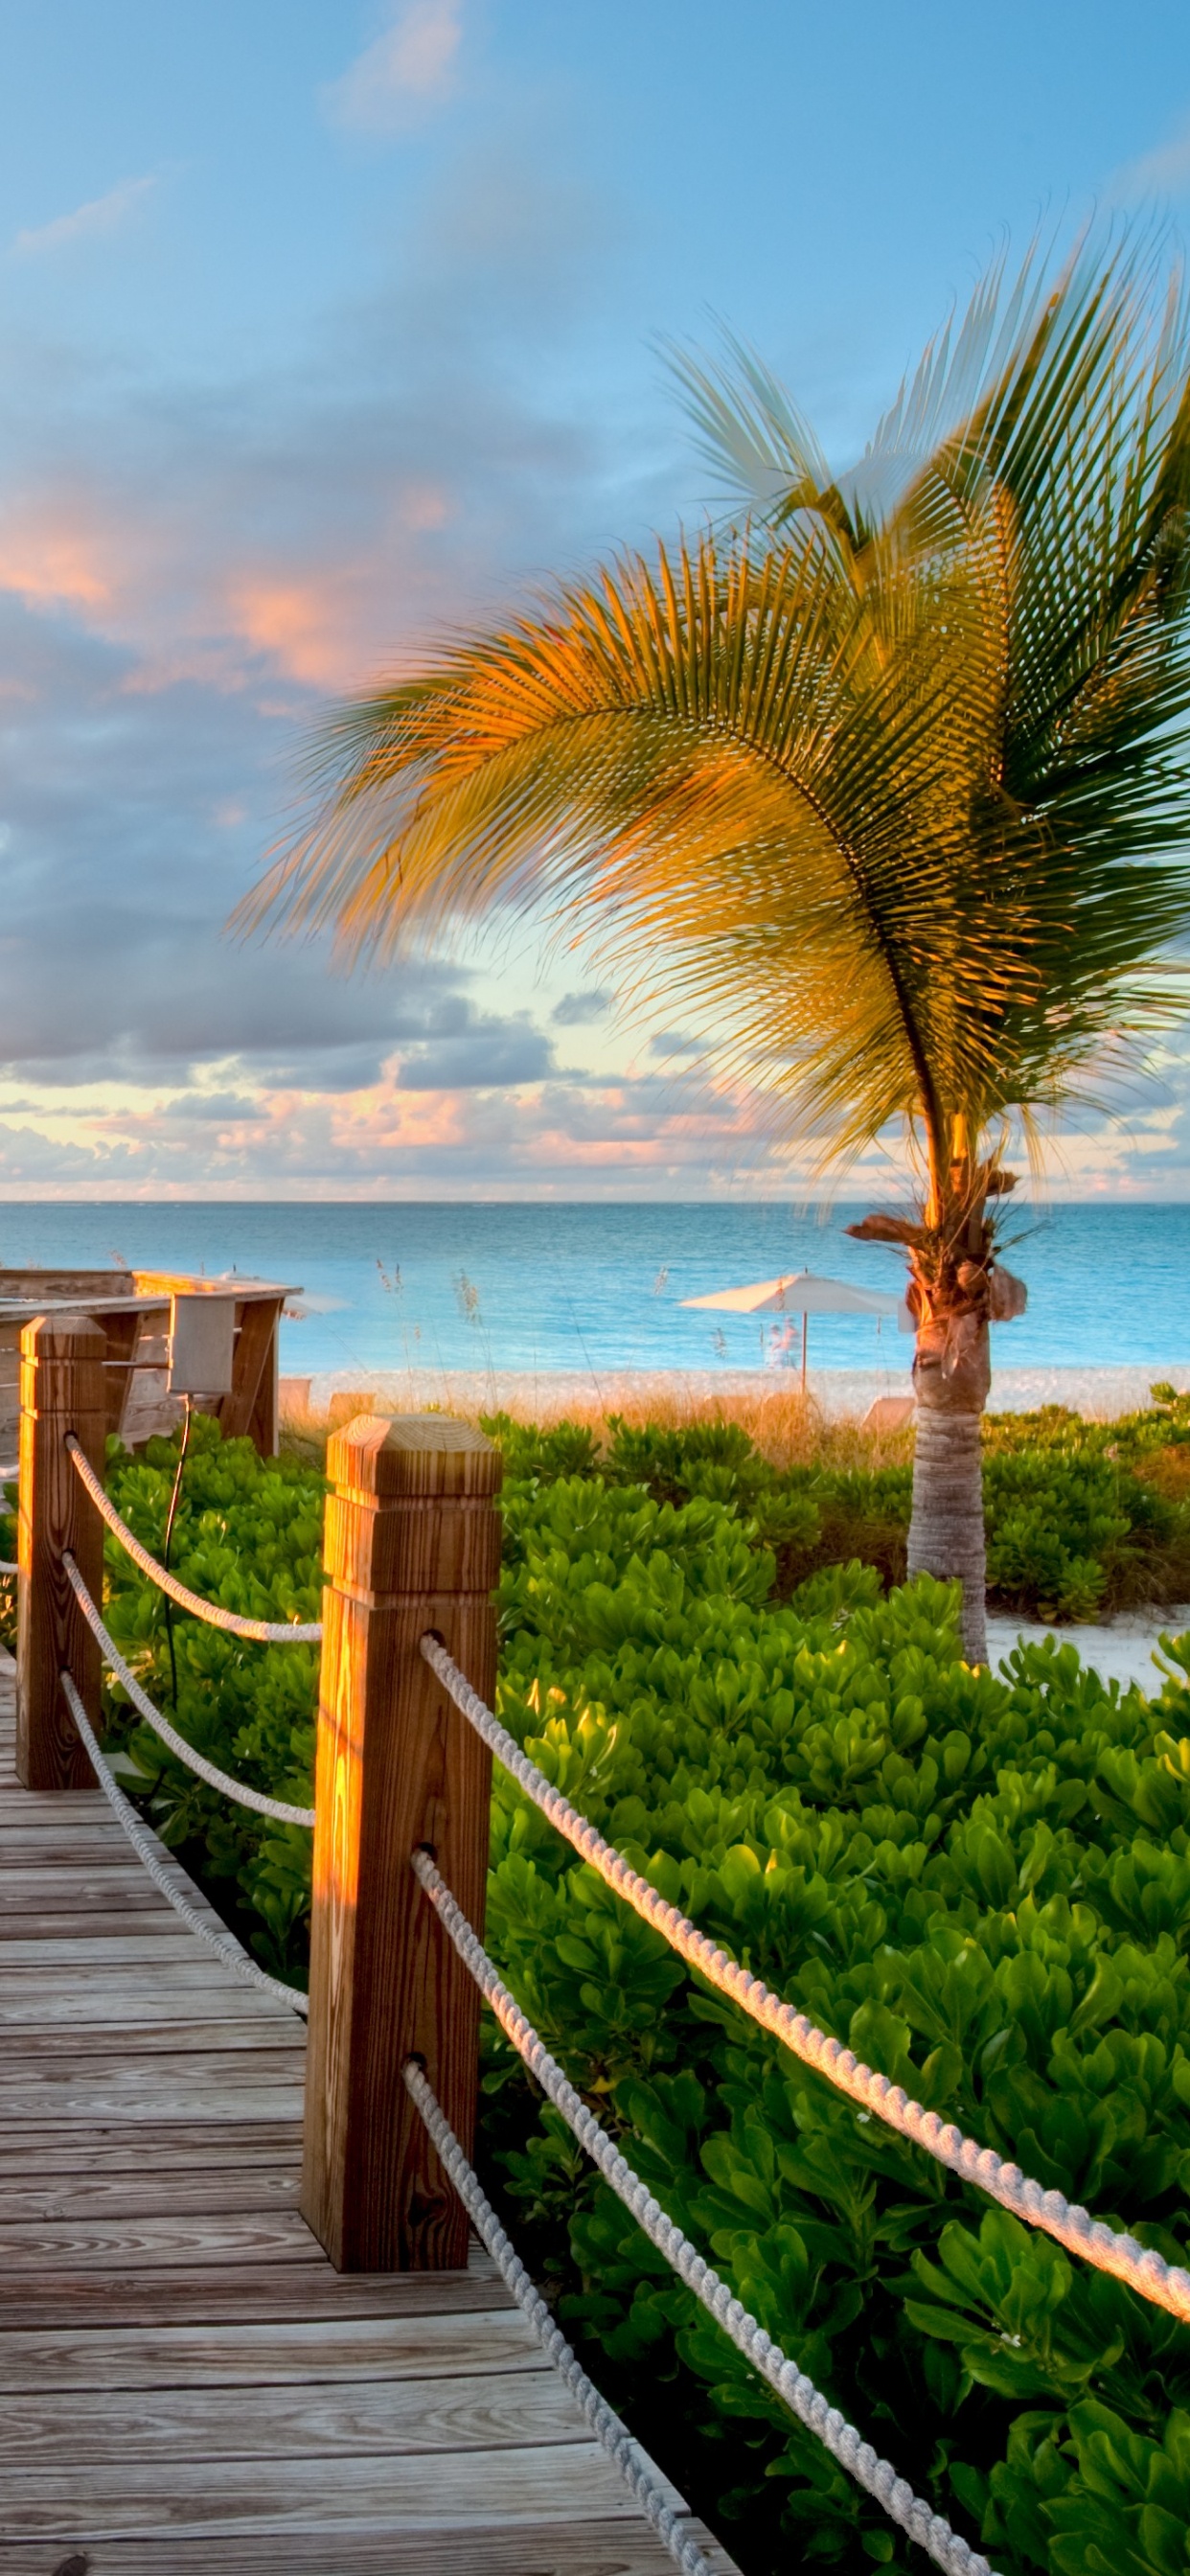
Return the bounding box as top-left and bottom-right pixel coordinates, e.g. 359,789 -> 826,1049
0,2165 -> 302,2222
0,2047 -> 303,2098
0,1903 -> 192,1933
0,1989 -> 296,2030
0,1888 -> 172,1920
0,1961 -> 295,1996
0,2517 -> 735,2575
0,2209 -> 322,2269
0,2261 -> 514,2328
0,2368 -> 586,2462
0,1965 -> 300,2002
0,1830 -> 151,1863
216,1295 -> 280,1446
0,1470 -> 741,2573
0,2121 -> 301,2172
0,2040 -> 304,2079
0,2018 -> 304,2056
0,2308 -> 545,2391
0,1928 -> 215,1959
0,1787 -> 118,1819
0,2438 -> 668,2536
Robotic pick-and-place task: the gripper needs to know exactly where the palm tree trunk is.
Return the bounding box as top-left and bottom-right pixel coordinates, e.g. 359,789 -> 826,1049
907,1317 -> 990,1664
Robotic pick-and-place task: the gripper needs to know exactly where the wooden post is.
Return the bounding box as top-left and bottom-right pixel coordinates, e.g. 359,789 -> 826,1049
302,1413 -> 503,2272
15,1312 -> 107,1791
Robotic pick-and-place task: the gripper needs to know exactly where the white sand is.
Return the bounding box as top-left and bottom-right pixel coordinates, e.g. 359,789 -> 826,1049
286,1361 -> 1190,1420
986,1608 -> 1190,1693
286,1366 -> 1190,1690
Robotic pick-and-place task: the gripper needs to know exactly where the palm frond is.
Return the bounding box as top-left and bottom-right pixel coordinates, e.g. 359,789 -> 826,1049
239,225 -> 1190,1199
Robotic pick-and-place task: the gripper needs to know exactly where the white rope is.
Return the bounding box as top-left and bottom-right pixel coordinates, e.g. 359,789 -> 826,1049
412,1851 -> 994,2576
403,2058 -> 717,2576
65,1436 -> 323,1644
64,1552 -> 316,1828
423,1633 -> 1190,2331
59,1670 -> 308,2017
0,1562 -> 15,1576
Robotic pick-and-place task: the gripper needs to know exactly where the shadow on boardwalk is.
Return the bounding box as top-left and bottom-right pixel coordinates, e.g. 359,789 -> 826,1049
0,1655 -> 734,2575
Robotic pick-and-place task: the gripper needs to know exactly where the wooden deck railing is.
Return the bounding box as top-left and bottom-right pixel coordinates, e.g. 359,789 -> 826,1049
14,1307 -> 504,2278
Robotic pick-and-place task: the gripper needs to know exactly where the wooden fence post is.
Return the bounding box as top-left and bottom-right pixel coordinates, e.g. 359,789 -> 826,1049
16,1312 -> 107,1792
302,1413 -> 503,2272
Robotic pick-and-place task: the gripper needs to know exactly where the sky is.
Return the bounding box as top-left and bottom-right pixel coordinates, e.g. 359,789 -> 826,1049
2,1 -> 1190,1200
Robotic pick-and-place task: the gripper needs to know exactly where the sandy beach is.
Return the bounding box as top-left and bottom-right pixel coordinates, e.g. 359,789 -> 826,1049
285,1361 -> 1190,1422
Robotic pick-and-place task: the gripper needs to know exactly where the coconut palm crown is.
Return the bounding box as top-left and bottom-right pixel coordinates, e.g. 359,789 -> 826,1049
240,235 -> 1190,1660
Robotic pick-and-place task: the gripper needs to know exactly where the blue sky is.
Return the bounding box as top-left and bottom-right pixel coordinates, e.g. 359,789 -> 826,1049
1,0 -> 1189,1199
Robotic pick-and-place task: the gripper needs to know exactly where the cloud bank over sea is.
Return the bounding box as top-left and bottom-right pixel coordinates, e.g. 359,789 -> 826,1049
0,1 -> 1188,1198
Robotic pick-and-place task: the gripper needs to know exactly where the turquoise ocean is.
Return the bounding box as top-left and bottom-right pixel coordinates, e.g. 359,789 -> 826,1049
0,1201 -> 1185,1385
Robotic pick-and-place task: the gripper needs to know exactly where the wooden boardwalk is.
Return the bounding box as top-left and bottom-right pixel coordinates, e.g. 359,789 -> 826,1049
0,1659 -> 732,2575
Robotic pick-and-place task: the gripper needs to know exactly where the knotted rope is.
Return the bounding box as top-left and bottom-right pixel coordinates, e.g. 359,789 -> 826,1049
65,1436 -> 323,1644
412,1850 -> 995,2576
423,1633 -> 1190,2329
65,1552 -> 315,1827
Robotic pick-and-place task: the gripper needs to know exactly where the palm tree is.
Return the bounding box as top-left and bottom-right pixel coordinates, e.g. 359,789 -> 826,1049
240,235 -> 1190,1661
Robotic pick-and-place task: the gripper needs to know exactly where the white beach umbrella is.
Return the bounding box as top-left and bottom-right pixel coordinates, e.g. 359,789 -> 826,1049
680,1269 -> 908,1389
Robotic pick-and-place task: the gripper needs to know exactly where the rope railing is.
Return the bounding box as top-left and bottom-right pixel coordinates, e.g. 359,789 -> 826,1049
65,1435 -> 323,1644
59,1670 -> 308,2016
403,2058 -> 718,2576
411,1849 -> 995,2576
422,1633 -> 1190,2332
64,1552 -> 316,1828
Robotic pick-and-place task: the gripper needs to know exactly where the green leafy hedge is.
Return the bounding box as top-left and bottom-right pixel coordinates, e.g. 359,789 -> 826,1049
480,1448 -> 1190,2573
96,1414 -> 321,1983
49,1401 -> 1190,2574
485,1390 -> 1190,1622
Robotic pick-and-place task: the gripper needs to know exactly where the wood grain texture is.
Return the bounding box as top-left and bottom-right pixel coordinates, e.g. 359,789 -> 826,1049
0,2165 -> 302,2222
0,2438 -> 664,2536
0,2118 -> 302,2170
0,2262 -> 515,2329
15,1312 -> 107,1789
0,2208 -> 323,2268
0,2308 -> 547,2388
0,2519 -> 738,2576
0,1573 -> 737,2576
0,2367 -> 586,2461
216,1295 -> 280,1448
303,1412 -> 502,2271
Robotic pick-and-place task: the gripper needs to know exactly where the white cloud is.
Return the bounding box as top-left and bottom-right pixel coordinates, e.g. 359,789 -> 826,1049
325,1 -> 463,134
1110,114 -> 1190,203
14,174 -> 156,257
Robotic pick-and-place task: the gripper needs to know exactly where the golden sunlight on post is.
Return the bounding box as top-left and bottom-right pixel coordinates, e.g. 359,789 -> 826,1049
16,1312 -> 106,1792
301,1412 -> 502,2272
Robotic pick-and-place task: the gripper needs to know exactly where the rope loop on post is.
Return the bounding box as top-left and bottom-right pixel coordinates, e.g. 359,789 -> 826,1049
421,1632 -> 1190,2331
64,1435 -> 323,1644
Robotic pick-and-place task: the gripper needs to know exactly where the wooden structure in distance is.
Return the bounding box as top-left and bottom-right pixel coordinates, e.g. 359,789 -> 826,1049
0,1654 -> 736,2572
0,1268 -> 298,1460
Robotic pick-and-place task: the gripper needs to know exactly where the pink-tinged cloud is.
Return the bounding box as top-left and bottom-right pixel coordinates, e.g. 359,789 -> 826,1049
325,1 -> 464,133
14,174 -> 156,256
0,506 -> 113,610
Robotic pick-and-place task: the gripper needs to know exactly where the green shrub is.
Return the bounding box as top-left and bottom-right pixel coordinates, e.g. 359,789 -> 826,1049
98,1414 -> 322,1984
480,1454 -> 1190,2572
63,1404 -> 1190,2570
486,1392 -> 1190,1621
